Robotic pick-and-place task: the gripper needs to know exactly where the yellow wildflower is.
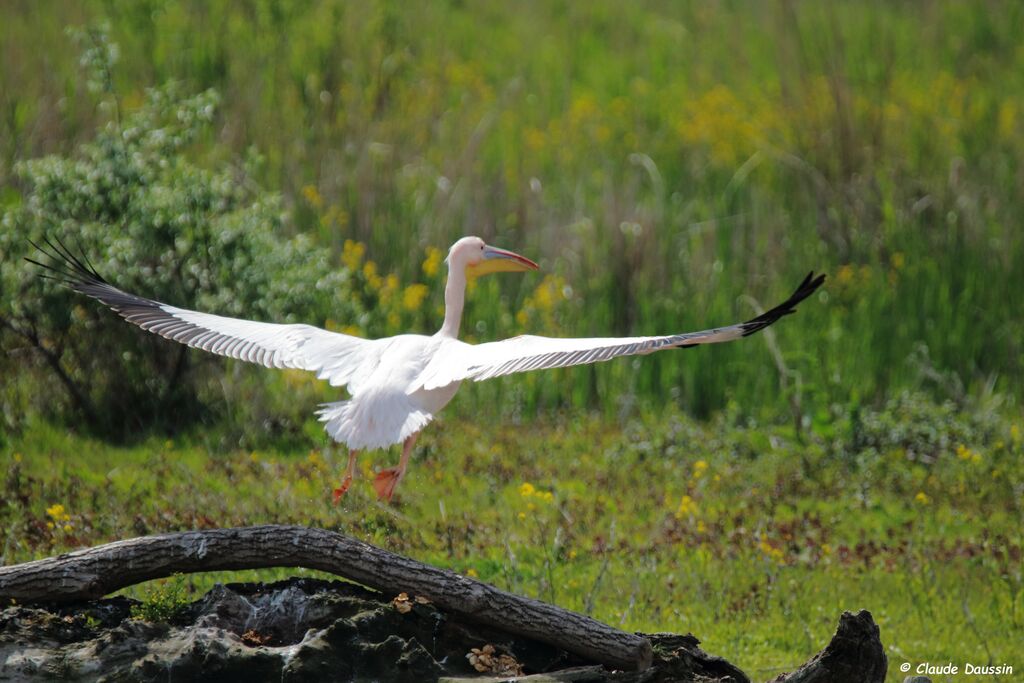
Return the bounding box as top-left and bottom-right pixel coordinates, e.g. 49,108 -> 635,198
402,284 -> 429,312
956,444 -> 982,464
759,539 -> 784,562
915,491 -> 930,505
519,482 -> 536,497
362,260 -> 382,290
890,252 -> 906,270
422,247 -> 444,278
677,84 -> 761,166
301,184 -> 323,209
381,274 -> 400,301
518,275 -> 568,332
342,239 -> 365,271
46,504 -> 71,522
674,495 -> 698,519
465,568 -> 478,578
692,460 -> 708,479
531,275 -> 558,311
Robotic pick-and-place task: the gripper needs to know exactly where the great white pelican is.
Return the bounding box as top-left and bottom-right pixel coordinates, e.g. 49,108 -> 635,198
31,236 -> 824,502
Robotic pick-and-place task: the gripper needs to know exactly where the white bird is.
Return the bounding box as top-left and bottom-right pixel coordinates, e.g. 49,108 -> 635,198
32,236 -> 824,502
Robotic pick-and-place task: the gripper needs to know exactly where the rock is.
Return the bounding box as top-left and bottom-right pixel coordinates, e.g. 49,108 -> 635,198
769,610 -> 886,683
439,665 -> 608,682
0,578 -> 885,682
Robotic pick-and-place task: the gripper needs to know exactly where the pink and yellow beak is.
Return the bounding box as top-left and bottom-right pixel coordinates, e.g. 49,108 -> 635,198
466,245 -> 540,277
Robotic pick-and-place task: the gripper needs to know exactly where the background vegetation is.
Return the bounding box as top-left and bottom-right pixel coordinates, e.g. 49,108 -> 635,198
1,1 -> 1021,680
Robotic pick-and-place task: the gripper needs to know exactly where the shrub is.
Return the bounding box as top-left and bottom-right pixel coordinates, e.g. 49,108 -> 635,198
847,391 -> 999,464
130,574 -> 191,623
0,30 -> 355,439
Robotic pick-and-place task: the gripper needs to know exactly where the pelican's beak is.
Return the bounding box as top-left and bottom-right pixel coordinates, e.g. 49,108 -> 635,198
467,245 -> 540,277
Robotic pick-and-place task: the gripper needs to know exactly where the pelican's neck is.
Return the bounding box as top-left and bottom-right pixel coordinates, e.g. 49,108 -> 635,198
439,265 -> 466,338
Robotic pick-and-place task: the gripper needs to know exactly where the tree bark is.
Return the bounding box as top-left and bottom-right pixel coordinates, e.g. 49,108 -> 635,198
0,525 -> 652,672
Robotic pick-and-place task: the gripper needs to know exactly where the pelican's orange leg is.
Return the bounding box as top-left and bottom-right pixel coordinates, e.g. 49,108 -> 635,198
373,432 -> 419,503
332,449 -> 359,504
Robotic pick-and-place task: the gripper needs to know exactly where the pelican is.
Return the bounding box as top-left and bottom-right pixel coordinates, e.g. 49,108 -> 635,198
31,236 -> 824,502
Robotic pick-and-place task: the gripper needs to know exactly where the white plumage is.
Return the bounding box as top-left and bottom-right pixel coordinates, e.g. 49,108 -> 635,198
317,334 -> 461,450
32,235 -> 824,502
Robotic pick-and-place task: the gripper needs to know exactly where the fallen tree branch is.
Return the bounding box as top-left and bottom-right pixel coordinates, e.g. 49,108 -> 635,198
0,525 -> 652,671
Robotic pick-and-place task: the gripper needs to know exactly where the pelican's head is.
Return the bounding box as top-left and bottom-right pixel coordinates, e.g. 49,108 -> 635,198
447,236 -> 539,278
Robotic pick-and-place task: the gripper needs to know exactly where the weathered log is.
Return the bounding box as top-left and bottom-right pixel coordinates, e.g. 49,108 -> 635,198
0,525 -> 652,671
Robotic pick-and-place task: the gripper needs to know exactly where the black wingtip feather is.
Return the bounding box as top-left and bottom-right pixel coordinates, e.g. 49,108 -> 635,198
26,237 -> 181,322
48,235 -> 93,279
26,236 -> 109,290
72,234 -> 101,278
24,256 -> 78,285
739,271 -> 826,337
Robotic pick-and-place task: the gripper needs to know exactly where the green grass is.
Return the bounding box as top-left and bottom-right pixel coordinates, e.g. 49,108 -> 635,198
3,397 -> 1021,680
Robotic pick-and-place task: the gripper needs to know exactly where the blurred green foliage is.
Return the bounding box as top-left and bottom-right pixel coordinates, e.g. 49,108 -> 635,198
1,1 -> 1022,435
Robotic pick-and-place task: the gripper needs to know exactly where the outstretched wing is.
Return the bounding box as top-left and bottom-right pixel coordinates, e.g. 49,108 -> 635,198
28,238 -> 382,391
415,272 -> 825,391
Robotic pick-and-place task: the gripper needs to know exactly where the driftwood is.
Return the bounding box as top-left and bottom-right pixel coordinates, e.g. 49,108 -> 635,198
0,525 -> 652,672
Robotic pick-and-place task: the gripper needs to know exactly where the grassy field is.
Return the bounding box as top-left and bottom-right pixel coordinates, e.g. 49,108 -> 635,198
2,2 -> 1023,681
2,0 -> 1023,419
3,395 -> 1022,679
